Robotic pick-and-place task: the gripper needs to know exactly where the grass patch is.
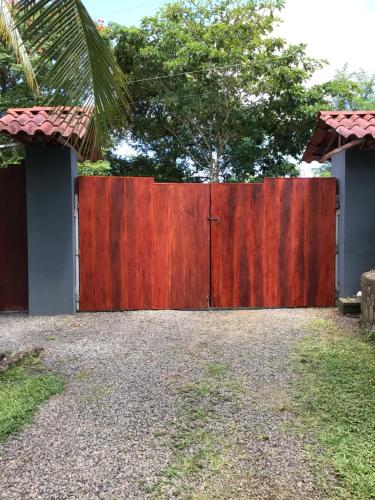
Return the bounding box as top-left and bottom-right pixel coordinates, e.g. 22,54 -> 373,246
0,355 -> 64,443
294,318 -> 375,499
147,362 -> 244,498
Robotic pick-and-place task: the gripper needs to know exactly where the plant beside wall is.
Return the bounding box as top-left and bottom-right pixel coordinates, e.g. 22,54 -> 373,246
294,319 -> 375,499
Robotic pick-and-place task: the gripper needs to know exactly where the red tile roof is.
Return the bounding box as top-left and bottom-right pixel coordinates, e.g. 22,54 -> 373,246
303,111 -> 375,163
0,107 -> 98,160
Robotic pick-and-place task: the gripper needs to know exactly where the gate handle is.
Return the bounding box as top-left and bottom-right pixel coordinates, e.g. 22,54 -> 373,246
208,216 -> 220,224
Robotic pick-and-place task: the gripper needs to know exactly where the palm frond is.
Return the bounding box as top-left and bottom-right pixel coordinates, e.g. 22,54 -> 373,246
16,0 -> 129,159
0,0 -> 39,95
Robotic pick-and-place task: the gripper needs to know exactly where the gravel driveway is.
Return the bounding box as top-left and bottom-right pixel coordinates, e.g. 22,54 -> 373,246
0,309 -> 333,499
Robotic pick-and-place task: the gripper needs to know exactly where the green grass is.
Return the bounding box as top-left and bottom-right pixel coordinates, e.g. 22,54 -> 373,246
146,362 -> 244,498
0,355 -> 64,443
294,319 -> 375,499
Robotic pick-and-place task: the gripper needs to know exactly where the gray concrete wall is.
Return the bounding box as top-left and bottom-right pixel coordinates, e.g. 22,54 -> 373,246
25,145 -> 77,315
333,150 -> 375,297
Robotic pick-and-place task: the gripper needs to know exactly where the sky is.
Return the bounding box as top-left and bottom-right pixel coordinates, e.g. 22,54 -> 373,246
84,0 -> 375,173
85,0 -> 375,83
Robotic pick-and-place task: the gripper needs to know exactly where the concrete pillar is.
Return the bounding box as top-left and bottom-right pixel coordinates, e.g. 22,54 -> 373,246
332,150 -> 375,297
25,145 -> 77,315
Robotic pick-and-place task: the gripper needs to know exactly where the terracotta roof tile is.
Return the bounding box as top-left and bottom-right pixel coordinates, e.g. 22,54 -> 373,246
0,106 -> 97,160
303,111 -> 375,162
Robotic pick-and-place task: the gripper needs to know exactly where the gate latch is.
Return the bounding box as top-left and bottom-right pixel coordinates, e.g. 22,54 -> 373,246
208,216 -> 220,223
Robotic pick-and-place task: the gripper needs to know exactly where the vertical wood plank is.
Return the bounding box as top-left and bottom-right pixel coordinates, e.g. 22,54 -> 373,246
278,180 -> 293,307
169,185 -> 194,308
250,183 -> 265,307
306,179 -> 321,307
236,184 -> 251,307
264,179 -> 281,307
214,184 -> 236,307
138,178 -> 154,309
290,180 -> 307,306
153,184 -> 170,309
316,178 -> 336,306
169,184 -> 183,308
109,177 -> 125,310
123,178 -> 140,310
93,177 -> 111,310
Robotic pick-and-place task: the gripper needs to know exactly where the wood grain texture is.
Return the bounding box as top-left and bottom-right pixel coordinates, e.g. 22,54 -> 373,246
79,178 -> 210,310
153,184 -> 170,309
211,179 -> 336,308
159,182 -> 209,309
78,177 -> 336,311
0,166 -> 28,311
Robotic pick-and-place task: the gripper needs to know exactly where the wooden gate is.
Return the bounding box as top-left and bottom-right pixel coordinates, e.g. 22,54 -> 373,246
78,177 -> 210,311
78,176 -> 336,311
0,165 -> 28,311
210,179 -> 336,308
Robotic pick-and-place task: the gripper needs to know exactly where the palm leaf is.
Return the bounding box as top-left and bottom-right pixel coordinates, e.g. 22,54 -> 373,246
0,0 -> 39,95
16,0 -> 129,159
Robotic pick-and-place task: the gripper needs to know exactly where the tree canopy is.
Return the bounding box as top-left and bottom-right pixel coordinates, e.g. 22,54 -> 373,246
1,0 -> 375,179
113,0 -> 327,181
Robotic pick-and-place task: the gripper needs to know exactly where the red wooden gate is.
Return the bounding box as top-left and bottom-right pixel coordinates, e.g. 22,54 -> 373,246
78,176 -> 336,311
78,177 -> 210,311
0,165 -> 28,311
210,179 -> 336,308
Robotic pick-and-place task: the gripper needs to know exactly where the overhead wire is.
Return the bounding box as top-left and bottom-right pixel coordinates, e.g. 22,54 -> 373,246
126,52 -> 308,84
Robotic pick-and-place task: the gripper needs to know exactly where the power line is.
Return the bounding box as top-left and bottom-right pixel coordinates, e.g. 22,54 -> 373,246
127,63 -> 242,84
131,89 -> 232,105
126,54 -> 306,84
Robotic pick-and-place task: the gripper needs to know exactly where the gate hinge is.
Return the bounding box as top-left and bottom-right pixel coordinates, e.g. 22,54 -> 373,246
336,194 -> 340,210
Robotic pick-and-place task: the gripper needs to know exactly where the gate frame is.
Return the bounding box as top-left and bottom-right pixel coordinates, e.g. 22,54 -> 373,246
77,176 -> 337,311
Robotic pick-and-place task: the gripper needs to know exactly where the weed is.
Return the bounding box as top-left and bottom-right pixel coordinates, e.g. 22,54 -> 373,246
81,383 -> 112,403
294,318 -> 375,499
147,361 -> 244,498
0,355 -> 64,442
75,368 -> 93,381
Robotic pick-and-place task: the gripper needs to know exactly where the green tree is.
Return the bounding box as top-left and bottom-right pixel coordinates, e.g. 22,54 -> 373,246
114,0 -> 329,182
312,65 -> 375,177
322,64 -> 375,111
107,151 -> 197,182
0,39 -> 34,165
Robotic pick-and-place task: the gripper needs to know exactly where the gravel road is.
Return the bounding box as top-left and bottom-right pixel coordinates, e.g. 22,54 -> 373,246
0,308 -> 334,499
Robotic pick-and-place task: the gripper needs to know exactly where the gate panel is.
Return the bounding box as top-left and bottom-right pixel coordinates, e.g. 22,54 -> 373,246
211,178 -> 336,308
79,178 -> 210,310
153,183 -> 210,309
0,166 -> 28,311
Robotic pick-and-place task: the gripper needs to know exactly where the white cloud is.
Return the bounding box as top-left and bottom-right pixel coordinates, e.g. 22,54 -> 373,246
276,0 -> 375,83
276,0 -> 375,176
115,140 -> 137,157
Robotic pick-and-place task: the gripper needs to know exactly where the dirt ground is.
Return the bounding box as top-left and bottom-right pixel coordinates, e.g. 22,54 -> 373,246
0,308 -> 337,499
